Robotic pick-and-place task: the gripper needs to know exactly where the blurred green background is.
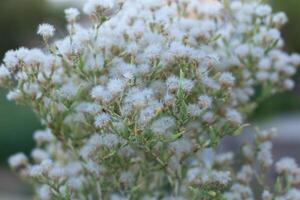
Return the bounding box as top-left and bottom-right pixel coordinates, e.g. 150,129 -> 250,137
0,0 -> 299,164
0,0 -> 70,164
254,0 -> 300,120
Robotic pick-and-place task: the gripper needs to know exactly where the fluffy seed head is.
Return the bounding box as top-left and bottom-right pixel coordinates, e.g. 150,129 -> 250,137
37,23 -> 55,38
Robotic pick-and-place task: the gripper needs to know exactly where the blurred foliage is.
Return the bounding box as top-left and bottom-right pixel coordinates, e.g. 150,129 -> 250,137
0,0 -> 67,163
252,0 -> 300,121
272,0 -> 300,53
0,0 -> 299,163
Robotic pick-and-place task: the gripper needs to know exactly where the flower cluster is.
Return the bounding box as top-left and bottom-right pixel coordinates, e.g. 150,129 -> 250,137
2,0 -> 300,199
223,128 -> 300,200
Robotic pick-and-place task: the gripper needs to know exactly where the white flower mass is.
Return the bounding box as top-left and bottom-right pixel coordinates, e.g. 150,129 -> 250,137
37,23 -> 55,38
2,0 -> 300,199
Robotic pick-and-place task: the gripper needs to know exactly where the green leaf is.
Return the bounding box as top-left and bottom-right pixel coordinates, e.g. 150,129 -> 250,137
176,69 -> 188,124
208,126 -> 220,148
130,185 -> 141,193
232,123 -> 250,136
274,176 -> 283,194
265,39 -> 279,54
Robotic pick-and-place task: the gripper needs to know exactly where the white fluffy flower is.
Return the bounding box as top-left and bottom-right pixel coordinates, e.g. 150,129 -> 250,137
283,79 -> 295,90
166,75 -> 179,91
8,153 -> 28,169
202,111 -> 214,123
37,23 -> 55,38
33,129 -> 54,145
211,171 -> 231,185
258,58 -> 271,70
107,79 -> 125,95
49,166 -> 66,182
65,8 -> 80,22
3,50 -> 19,69
92,133 -> 122,149
275,157 -> 298,174
255,5 -> 272,17
68,177 -> 84,190
150,116 -> 175,135
257,141 -> 273,168
237,165 -> 253,183
262,190 -> 272,200
187,104 -> 202,117
273,12 -> 288,26
57,82 -> 79,100
198,95 -> 212,109
226,109 -> 242,125
235,44 -> 249,58
219,72 -> 235,87
95,113 -> 111,128
40,159 -> 53,173
37,185 -> 52,200
75,102 -> 101,115
31,149 -> 50,163
6,89 -> 23,101
91,85 -> 112,103
83,0 -> 120,16
0,64 -> 10,84
181,79 -> 194,93
29,165 -> 43,177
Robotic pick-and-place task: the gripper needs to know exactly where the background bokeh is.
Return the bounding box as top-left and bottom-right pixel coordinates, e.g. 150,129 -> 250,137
0,0 -> 299,199
0,0 -> 89,161
0,0 -> 74,198
0,0 -> 65,163
254,0 -> 300,120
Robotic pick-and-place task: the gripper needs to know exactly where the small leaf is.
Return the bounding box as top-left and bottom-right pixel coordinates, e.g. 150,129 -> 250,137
232,123 -> 250,136
131,185 -> 141,193
274,176 -> 282,194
